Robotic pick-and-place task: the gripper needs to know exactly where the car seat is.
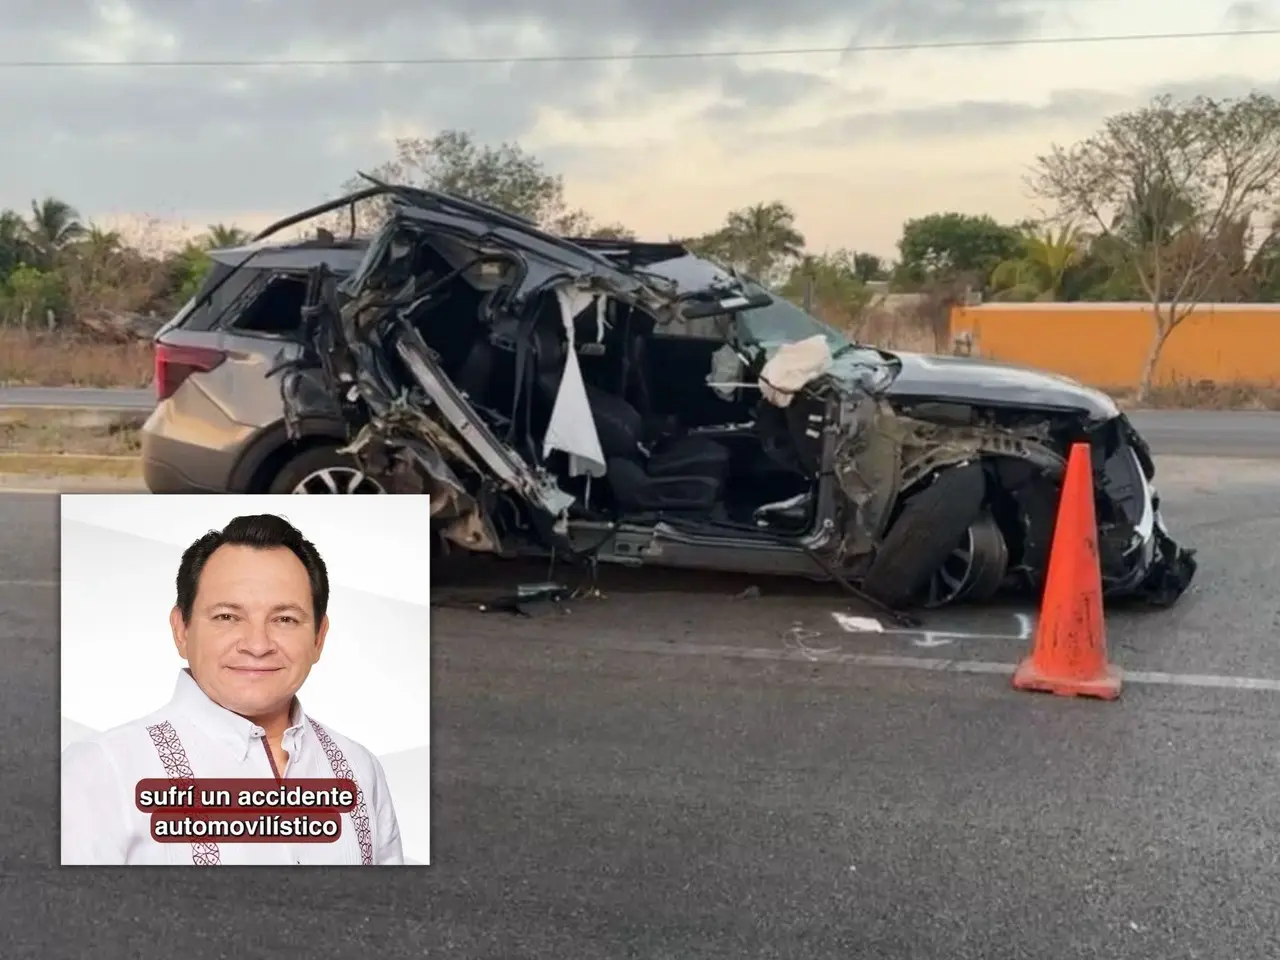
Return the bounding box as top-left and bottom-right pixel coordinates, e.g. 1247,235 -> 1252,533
530,317 -> 730,514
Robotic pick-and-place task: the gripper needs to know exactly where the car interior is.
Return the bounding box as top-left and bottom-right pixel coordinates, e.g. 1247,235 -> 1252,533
394,238 -> 823,538
227,272 -> 311,335
230,233 -> 824,539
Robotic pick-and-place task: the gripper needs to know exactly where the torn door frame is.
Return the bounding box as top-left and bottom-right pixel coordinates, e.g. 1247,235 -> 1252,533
279,177 -> 724,558
337,394 -> 502,552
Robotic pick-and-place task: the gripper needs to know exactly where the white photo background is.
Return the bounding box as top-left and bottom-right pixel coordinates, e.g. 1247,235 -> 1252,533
58,493 -> 432,865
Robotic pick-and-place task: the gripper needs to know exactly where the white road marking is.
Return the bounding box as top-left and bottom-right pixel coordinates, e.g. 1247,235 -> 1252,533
1120,670 -> 1280,692
831,610 -> 1037,648
831,613 -> 884,633
910,633 -> 956,649
570,636 -> 1280,694
0,579 -> 56,587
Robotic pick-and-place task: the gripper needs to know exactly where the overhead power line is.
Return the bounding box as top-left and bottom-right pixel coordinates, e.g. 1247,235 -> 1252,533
0,27 -> 1276,69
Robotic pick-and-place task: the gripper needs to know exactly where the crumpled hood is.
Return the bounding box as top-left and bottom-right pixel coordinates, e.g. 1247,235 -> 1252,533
879,351 -> 1119,420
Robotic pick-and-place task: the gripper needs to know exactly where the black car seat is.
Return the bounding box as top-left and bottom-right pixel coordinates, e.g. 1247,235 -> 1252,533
451,290 -> 530,446
530,317 -> 730,514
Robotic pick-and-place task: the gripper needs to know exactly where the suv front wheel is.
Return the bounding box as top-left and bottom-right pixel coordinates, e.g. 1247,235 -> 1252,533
268,444 -> 388,494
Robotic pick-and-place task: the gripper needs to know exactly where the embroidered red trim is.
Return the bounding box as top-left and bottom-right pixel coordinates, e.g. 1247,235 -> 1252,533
145,721 -> 220,866
144,718 -> 375,866
308,719 -> 374,866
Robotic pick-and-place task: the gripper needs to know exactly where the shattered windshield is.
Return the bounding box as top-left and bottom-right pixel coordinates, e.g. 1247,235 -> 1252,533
736,282 -> 877,363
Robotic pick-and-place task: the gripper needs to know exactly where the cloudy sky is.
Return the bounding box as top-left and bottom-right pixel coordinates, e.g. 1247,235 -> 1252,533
2,0 -> 1277,258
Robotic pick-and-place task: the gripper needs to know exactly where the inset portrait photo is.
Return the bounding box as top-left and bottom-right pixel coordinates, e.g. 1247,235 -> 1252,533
58,494 -> 431,866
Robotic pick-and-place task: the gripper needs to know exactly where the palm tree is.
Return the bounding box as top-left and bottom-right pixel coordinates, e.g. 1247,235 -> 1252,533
79,224 -> 123,258
989,224 -> 1084,301
67,223 -> 126,292
26,197 -> 85,267
201,223 -> 251,249
721,202 -> 806,282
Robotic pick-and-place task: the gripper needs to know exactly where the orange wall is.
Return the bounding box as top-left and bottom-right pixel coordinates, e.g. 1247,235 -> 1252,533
948,303 -> 1280,388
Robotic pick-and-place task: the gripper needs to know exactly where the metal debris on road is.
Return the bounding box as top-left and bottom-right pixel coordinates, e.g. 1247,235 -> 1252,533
477,582 -> 572,616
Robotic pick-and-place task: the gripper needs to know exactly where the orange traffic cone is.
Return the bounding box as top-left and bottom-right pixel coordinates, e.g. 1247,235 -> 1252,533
1012,441 -> 1122,700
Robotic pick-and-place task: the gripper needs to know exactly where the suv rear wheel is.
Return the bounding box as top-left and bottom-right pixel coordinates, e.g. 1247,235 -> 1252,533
268,445 -> 387,494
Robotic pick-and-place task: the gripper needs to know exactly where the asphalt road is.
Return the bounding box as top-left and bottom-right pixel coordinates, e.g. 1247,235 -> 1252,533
1127,409 -> 1280,458
0,386 -> 153,411
6,453 -> 1280,957
2,386 -> 1279,458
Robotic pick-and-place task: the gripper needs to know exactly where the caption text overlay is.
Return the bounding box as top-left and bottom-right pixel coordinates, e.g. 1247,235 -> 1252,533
135,778 -> 357,843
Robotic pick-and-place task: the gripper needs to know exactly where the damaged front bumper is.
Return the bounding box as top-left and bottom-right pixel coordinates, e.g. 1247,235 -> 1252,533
1097,417 -> 1197,606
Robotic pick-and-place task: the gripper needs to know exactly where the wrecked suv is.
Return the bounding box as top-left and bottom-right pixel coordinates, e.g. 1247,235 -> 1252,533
141,178 -> 1197,612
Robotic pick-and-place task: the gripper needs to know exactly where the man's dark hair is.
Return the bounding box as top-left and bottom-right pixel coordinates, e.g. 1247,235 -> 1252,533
175,514 -> 329,626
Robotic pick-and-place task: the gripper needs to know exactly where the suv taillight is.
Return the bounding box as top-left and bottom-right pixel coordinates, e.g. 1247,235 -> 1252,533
154,342 -> 228,402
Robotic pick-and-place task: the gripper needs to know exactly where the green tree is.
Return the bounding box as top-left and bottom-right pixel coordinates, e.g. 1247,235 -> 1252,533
583,222 -> 636,240
687,201 -> 805,285
780,250 -> 872,331
58,223 -> 171,321
78,224 -> 122,258
781,250 -> 862,303
0,209 -> 32,278
1031,92 -> 1280,399
852,252 -> 888,282
895,212 -> 1023,288
168,243 -> 215,302
0,263 -> 63,327
988,224 -> 1084,301
61,224 -> 125,301
334,130 -> 626,237
1059,233 -> 1143,301
1245,217 -> 1280,301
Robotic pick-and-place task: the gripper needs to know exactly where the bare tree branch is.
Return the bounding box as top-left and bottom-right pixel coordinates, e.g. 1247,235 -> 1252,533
1028,92 -> 1280,399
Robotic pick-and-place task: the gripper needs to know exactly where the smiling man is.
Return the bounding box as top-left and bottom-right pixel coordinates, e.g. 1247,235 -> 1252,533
60,513 -> 404,866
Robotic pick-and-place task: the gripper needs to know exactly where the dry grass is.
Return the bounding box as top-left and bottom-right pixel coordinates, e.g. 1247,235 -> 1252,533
0,409 -> 143,455
0,453 -> 142,479
0,329 -> 152,388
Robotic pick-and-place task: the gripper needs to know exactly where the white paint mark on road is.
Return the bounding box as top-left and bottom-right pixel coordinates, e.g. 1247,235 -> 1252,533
1121,669 -> 1280,692
832,613 -> 884,633
910,633 -> 955,649
0,579 -> 56,587
783,623 -> 842,661
832,610 -> 1037,649
546,635 -> 1280,694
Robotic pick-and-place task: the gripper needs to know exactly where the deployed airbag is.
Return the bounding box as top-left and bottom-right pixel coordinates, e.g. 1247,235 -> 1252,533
759,335 -> 832,408
542,286 -> 607,478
